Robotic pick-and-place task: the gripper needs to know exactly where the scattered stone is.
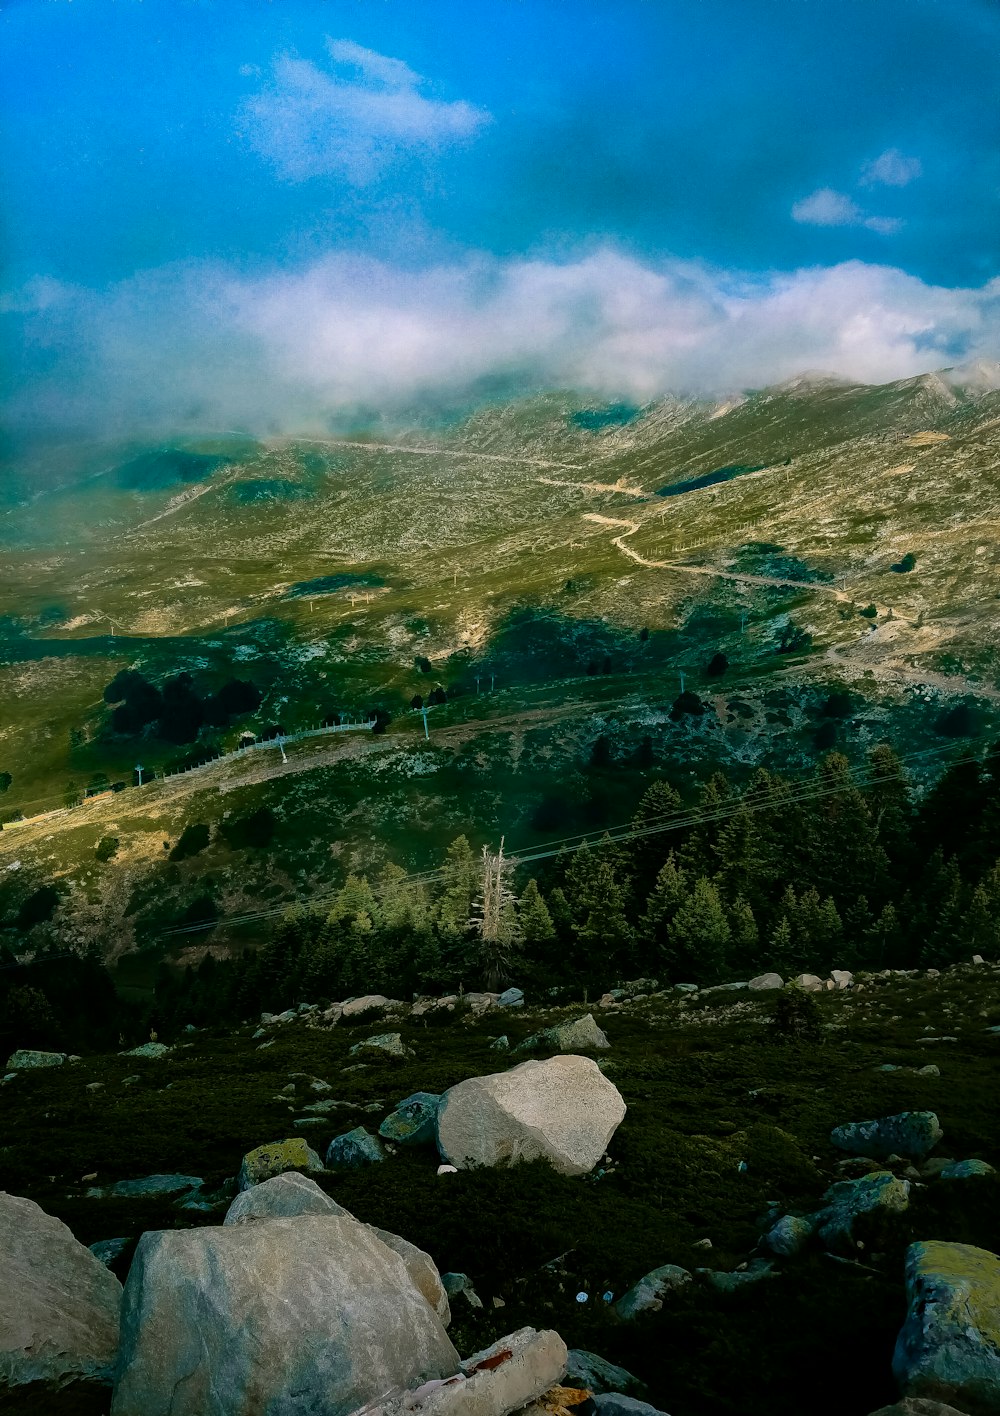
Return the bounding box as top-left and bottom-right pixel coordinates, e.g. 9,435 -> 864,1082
341,994 -> 400,1019
516,1014 -> 611,1054
615,1264 -> 692,1320
0,1192 -> 122,1409
301,1097 -> 352,1114
236,1137 -> 324,1192
831,1112 -> 943,1161
89,1237 -> 131,1267
590,1396 -> 671,1416
490,1035 -> 510,1050
119,1042 -> 172,1060
748,973 -> 784,991
379,1092 -> 440,1145
917,1065 -> 941,1077
464,992 -> 501,1015
831,970 -> 854,990
674,983 -> 699,994
939,1159 -> 996,1180
699,1259 -> 775,1291
441,1272 -> 483,1310
110,1216 -> 460,1416
565,1349 -> 647,1397
893,1240 -> 1000,1413
764,1214 -> 816,1256
224,1171 -> 348,1225
326,1126 -> 386,1170
814,1171 -> 911,1251
436,1055 -> 626,1177
349,1032 -> 414,1059
498,987 -> 525,1007
4,1048 -> 67,1070
692,1237 -> 713,1250
87,1174 -> 203,1202
792,973 -> 824,992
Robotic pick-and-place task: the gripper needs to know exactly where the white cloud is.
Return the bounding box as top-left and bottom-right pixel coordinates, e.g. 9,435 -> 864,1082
861,148 -> 922,187
237,38 -> 491,183
6,250 -> 1000,438
792,187 -> 902,236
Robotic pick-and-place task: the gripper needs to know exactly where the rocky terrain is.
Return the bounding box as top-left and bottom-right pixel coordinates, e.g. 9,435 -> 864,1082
2,961 -> 999,1415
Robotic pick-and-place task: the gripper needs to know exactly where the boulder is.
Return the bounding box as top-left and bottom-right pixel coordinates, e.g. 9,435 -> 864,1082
792,973 -> 825,992
379,1093 -> 441,1145
365,1327 -> 566,1416
349,1032 -> 413,1059
815,1171 -> 911,1251
110,1216 -> 460,1416
590,1399 -> 671,1416
498,988 -> 525,1008
326,1126 -> 386,1170
464,993 -> 501,1015
615,1264 -> 692,1320
120,1042 -> 172,1059
763,1214 -> 816,1256
370,1227 -> 450,1324
831,1112 -> 943,1161
441,1273 -> 484,1310
5,1049 -> 67,1070
517,1015 -> 610,1054
831,970 -> 854,990
0,1191 -> 122,1409
436,1056 -> 626,1177
748,973 -> 784,991
236,1137 -> 324,1191
699,1259 -> 775,1291
340,994 -> 399,1019
868,1402 -> 973,1416
939,1160 -> 995,1180
565,1349 -> 647,1396
89,1237 -> 131,1268
225,1171 -> 348,1225
893,1241 -> 1000,1415
87,1174 -> 202,1202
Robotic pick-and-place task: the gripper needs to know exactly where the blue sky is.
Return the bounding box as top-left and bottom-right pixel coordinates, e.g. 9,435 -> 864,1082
3,0 -> 999,439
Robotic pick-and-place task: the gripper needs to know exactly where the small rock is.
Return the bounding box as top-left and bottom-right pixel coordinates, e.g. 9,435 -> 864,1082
616,1264 -> 692,1320
699,1259 -> 775,1291
764,1214 -> 815,1256
939,1159 -> 995,1180
565,1349 -> 647,1397
379,1092 -> 440,1145
441,1272 -> 484,1310
325,1127 -> 385,1170
916,1065 -> 941,1077
748,973 -> 784,991
119,1042 -> 172,1060
349,1032 -> 413,1059
437,1164 -> 458,1176
831,1112 -> 943,1161
490,1035 -> 510,1051
236,1138 -> 324,1192
89,1237 -> 131,1267
692,1237 -> 713,1250
497,987 -> 525,1007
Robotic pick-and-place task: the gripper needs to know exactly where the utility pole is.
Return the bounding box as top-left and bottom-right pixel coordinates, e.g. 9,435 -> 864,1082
421,708 -> 430,740
490,673 -> 495,692
475,677 -> 481,694
278,736 -> 287,764
679,670 -> 686,693
740,611 -> 747,635
135,763 -> 144,787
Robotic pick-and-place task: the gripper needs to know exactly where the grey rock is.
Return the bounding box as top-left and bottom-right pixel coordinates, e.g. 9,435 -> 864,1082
699,1258 -> 775,1291
436,1055 -> 626,1177
119,1042 -> 172,1060
89,1237 -> 131,1267
326,1126 -> 386,1170
349,1031 -> 413,1059
815,1171 -> 911,1251
4,1048 -> 67,1070
86,1174 -> 202,1201
591,1398 -> 671,1416
490,1035 -> 510,1051
497,987 -> 525,1007
893,1240 -> 1000,1413
566,1349 -> 647,1396
792,973 -> 825,992
831,1111 -> 943,1161
367,1326 -> 567,1416
939,1159 -> 995,1180
516,1014 -> 611,1054
370,1226 -> 450,1325
110,1216 -> 459,1416
764,1214 -> 816,1256
748,972 -> 784,991
441,1272 -> 484,1310
616,1264 -> 692,1320
379,1093 -> 440,1145
224,1171 -> 349,1225
340,994 -> 399,1019
0,1191 -> 122,1408
830,970 -> 854,989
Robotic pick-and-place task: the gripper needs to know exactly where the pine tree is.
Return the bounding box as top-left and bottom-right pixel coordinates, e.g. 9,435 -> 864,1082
727,895 -> 760,970
663,877 -> 730,985
631,780 -> 685,890
768,916 -> 794,974
866,743 -> 914,874
713,807 -> 767,912
437,836 -> 479,937
679,773 -> 732,880
964,884 -> 997,959
518,879 -> 556,947
564,842 -> 634,983
640,852 -> 687,948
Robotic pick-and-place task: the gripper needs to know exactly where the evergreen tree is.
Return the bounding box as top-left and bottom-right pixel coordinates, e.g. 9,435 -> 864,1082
679,773 -> 732,880
713,807 -> 768,912
564,842 -> 634,983
630,780 -> 685,891
727,895 -> 760,970
437,836 -> 479,937
768,915 -> 794,974
663,877 -> 730,985
866,743 -> 914,875
640,851 -> 688,951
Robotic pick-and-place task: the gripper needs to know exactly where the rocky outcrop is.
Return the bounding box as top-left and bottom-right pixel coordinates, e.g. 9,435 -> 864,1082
436,1056 -> 626,1177
814,1172 -> 911,1251
830,1112 -> 943,1161
893,1240 -> 1000,1415
349,1032 -> 414,1059
615,1264 -> 692,1320
236,1137 -> 324,1191
111,1215 -> 460,1416
0,1192 -> 122,1410
515,1014 -> 611,1054
366,1327 -> 567,1416
224,1171 -> 348,1225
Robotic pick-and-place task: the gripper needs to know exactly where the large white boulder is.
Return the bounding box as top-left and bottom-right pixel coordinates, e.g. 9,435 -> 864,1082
0,1191 -> 122,1409
436,1055 -> 626,1177
366,1327 -> 567,1416
110,1216 -> 459,1416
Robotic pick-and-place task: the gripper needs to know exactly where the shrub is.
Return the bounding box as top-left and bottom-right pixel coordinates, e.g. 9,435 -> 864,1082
169,824 -> 211,861
95,836 -> 119,862
771,989 -> 822,1042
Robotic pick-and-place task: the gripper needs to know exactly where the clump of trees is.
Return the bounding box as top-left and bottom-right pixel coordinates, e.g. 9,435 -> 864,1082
103,671 -> 262,744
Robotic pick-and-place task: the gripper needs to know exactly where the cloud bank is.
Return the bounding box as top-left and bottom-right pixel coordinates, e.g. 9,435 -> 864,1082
791,188 -> 902,236
237,38 -> 491,183
6,249 -> 1000,441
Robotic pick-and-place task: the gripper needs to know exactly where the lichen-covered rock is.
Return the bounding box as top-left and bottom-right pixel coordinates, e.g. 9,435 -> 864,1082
236,1137 -> 323,1191
120,1042 -> 172,1059
814,1171 -> 911,1251
87,1174 -> 202,1201
764,1214 -> 816,1256
349,1032 -> 414,1059
0,1191 -> 122,1409
893,1241 -> 1000,1414
615,1264 -> 692,1320
748,973 -> 784,990
4,1049 -> 67,1070
831,1112 -> 943,1161
225,1171 -> 349,1225
326,1126 -> 386,1170
566,1349 -> 647,1396
379,1093 -> 440,1145
110,1216 -> 460,1416
436,1055 -> 626,1177
517,1014 -> 611,1054
939,1159 -> 995,1180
